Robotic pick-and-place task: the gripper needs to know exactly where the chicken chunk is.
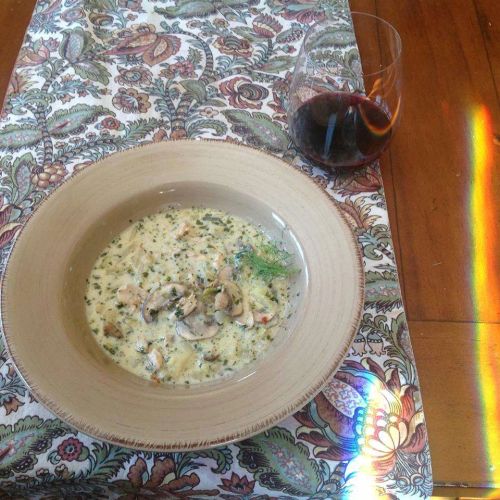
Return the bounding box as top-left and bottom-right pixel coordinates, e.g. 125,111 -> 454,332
175,221 -> 190,239
103,322 -> 123,339
116,284 -> 146,310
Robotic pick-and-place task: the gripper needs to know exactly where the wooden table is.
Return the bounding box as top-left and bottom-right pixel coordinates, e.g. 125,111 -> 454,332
349,1 -> 500,497
1,1 -> 498,497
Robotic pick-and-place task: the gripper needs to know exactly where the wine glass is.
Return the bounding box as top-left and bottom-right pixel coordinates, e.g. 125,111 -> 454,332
288,12 -> 402,170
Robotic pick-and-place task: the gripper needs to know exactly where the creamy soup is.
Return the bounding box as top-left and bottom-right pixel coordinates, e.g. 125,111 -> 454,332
85,207 -> 297,385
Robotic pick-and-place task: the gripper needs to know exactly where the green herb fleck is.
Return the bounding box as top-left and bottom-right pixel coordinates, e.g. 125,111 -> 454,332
234,242 -> 298,281
103,344 -> 117,355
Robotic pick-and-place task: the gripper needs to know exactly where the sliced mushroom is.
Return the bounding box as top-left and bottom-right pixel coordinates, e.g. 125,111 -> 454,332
141,283 -> 186,323
235,293 -> 254,328
213,310 -> 227,325
175,221 -> 190,239
116,284 -> 147,310
168,293 -> 197,320
175,321 -> 199,341
221,280 -> 243,317
218,265 -> 233,281
103,322 -> 123,339
135,334 -> 149,353
214,290 -> 230,311
175,315 -> 219,341
147,348 -> 163,370
235,309 -> 254,328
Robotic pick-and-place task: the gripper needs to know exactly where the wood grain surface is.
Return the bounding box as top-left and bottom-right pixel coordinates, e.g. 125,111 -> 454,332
0,0 -> 35,105
410,321 -> 500,487
349,0 -> 500,497
0,0 -> 499,496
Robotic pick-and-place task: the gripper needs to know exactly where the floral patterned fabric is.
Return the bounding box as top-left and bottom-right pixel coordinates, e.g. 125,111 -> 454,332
0,1 -> 432,498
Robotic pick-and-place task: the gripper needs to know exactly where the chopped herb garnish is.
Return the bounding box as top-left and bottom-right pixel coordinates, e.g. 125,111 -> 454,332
234,242 -> 298,281
202,214 -> 223,224
103,344 -> 117,355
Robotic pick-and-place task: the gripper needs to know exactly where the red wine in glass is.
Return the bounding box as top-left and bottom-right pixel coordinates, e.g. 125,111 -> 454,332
289,92 -> 392,169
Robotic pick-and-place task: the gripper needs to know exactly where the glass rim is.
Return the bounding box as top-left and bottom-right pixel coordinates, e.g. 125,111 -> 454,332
303,11 -> 403,78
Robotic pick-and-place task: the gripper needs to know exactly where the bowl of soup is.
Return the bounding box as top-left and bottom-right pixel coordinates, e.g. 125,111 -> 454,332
1,140 -> 363,451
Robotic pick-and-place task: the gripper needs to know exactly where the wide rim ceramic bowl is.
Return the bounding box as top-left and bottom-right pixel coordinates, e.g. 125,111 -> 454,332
1,140 -> 363,451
